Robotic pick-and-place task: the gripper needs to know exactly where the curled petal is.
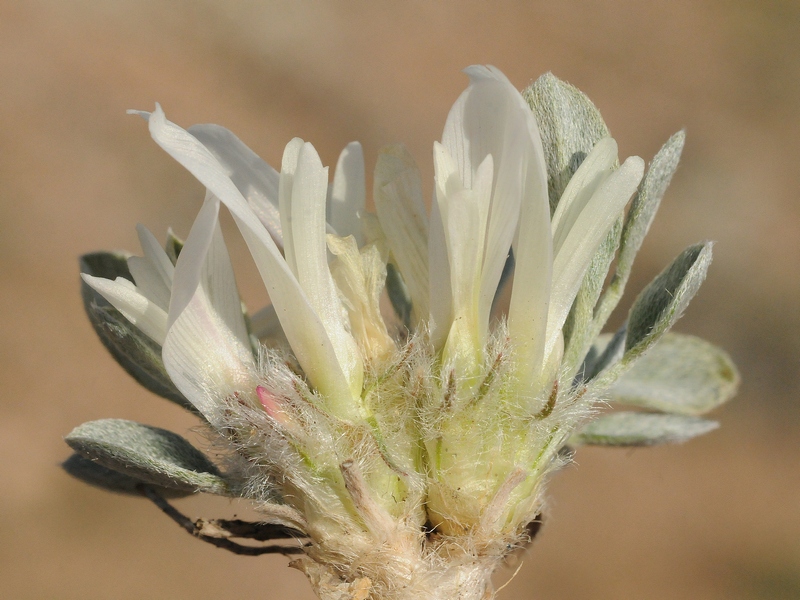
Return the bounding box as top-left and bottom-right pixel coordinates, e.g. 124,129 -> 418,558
189,124 -> 283,249
81,274 -> 168,346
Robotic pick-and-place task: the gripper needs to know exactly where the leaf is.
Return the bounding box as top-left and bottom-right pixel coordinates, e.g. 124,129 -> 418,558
523,72 -> 611,213
626,242 -> 713,352
590,242 -> 713,392
80,252 -> 198,416
608,333 -> 739,416
571,411 -> 719,446
65,419 -> 229,495
576,326 -> 626,384
62,453 -> 191,498
593,131 -> 686,332
524,73 -> 623,382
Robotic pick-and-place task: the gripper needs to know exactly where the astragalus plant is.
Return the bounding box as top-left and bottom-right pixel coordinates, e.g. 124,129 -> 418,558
64,66 -> 738,600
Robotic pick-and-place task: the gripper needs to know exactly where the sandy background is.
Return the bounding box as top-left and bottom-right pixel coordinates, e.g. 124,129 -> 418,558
1,1 -> 798,598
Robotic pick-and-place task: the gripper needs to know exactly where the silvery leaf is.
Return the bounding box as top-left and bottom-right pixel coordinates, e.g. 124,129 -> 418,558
593,131 -> 686,332
626,242 -> 713,352
576,326 -> 626,385
62,453 -> 191,498
523,72 -> 611,213
608,333 -> 739,416
80,252 -> 197,416
590,242 -> 712,391
65,419 -> 228,495
571,411 -> 719,446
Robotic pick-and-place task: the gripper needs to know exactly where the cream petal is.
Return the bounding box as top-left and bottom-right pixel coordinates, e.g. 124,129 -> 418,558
438,155 -> 493,373
289,142 -> 363,398
443,66 -> 551,386
506,165 -> 552,398
442,66 -> 530,343
163,291 -> 257,421
546,156 -> 645,355
328,234 -> 394,361
168,194 -> 250,348
428,189 -> 452,350
551,137 -> 617,253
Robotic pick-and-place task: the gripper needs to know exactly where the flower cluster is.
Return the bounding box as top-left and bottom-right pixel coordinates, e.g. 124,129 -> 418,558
67,67 -> 737,600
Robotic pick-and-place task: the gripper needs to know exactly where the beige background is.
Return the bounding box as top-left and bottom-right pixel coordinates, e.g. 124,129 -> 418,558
1,1 -> 799,598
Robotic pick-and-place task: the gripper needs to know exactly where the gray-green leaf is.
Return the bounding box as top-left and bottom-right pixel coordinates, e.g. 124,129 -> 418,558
626,242 -> 713,352
62,453 -> 191,498
80,252 -> 198,416
524,72 -> 611,213
593,131 -> 686,332
571,411 -> 719,446
608,333 -> 739,416
577,327 -> 626,384
65,419 -> 228,495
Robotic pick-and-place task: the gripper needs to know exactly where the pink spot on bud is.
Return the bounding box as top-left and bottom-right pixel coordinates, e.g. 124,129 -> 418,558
257,386 -> 289,426
257,385 -> 279,415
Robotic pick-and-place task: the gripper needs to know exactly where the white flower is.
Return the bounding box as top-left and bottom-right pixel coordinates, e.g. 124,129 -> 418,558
84,65 -> 650,597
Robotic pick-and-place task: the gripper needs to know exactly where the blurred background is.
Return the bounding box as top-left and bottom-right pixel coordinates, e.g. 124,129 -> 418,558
1,1 -> 798,598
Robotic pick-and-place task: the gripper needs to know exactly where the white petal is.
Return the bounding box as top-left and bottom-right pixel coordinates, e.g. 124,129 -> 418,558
289,142 -> 363,397
428,188 -> 452,350
437,152 -> 493,372
446,67 -> 557,393
433,141 -> 464,201
442,66 -> 525,307
443,66 -> 542,371
249,303 -> 288,347
170,193 -> 250,347
162,194 -> 256,420
189,124 -> 283,248
127,256 -> 171,311
373,144 -> 429,325
81,273 -> 168,345
507,170 -> 552,396
163,293 -> 256,421
142,105 -> 357,418
330,141 -> 366,245
278,137 -> 304,275
547,156 -> 645,354
136,224 -> 174,286
551,137 -> 617,253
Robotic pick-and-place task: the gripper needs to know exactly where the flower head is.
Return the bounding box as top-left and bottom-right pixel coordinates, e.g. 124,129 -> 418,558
71,66 -> 737,599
